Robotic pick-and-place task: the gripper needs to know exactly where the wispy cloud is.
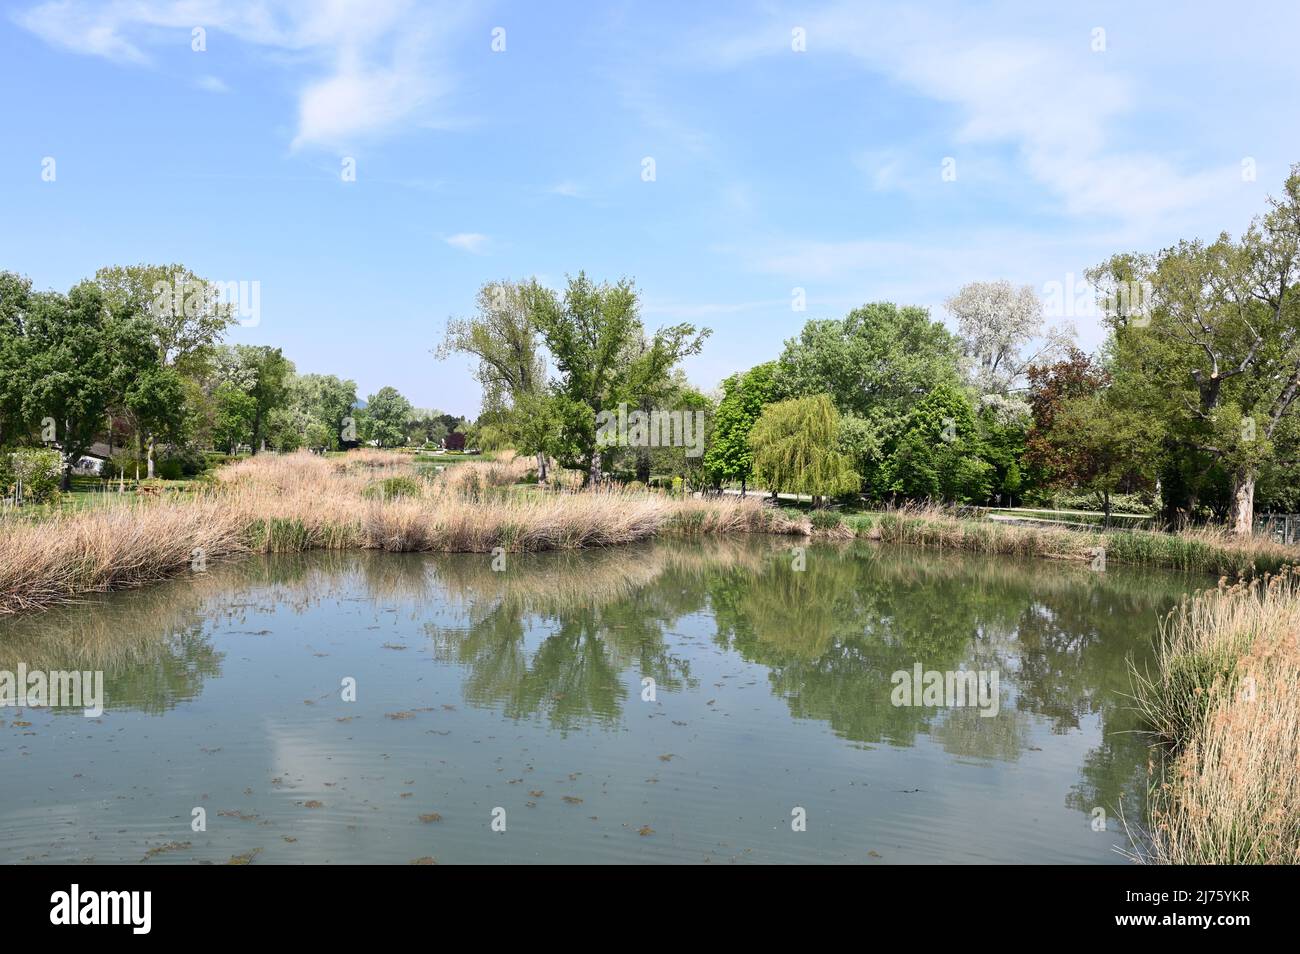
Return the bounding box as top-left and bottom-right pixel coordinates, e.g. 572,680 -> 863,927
14,0 -> 469,150
699,1 -> 1237,233
444,232 -> 489,253
195,74 -> 228,93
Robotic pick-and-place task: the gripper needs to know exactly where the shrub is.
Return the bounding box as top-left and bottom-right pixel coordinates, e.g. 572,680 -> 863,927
362,476 -> 424,501
8,448 -> 62,503
809,509 -> 843,531
155,457 -> 185,480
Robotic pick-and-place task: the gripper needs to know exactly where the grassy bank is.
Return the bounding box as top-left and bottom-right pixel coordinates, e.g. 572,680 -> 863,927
0,451 -> 801,615
1131,571 -> 1300,864
832,505 -> 1294,577
3,453 -> 1296,615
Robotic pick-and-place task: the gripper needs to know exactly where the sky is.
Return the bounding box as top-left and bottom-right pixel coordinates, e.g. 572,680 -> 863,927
3,0 -> 1299,417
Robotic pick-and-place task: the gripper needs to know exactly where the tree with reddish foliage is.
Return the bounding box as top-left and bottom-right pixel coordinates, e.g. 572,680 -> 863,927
1023,348 -> 1109,485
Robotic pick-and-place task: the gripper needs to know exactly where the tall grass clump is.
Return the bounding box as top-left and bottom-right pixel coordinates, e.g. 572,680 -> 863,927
863,503 -> 1291,577
1131,570 -> 1300,864
0,452 -> 811,613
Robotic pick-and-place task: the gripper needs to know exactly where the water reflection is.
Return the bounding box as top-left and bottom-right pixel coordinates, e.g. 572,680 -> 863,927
0,539 -> 1193,840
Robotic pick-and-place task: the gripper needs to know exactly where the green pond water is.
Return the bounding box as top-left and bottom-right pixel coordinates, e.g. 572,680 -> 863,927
0,538 -> 1199,864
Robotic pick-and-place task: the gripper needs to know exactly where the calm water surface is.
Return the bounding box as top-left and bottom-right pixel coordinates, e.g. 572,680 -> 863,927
0,539 -> 1198,864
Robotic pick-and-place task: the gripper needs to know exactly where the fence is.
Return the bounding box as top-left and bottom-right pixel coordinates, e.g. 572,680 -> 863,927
1255,513 -> 1300,545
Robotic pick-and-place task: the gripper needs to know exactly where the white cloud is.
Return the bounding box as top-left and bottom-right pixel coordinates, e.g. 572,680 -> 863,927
195,74 -> 228,93
444,232 -> 489,253
14,0 -> 467,150
549,181 -> 582,198
700,1 -> 1241,234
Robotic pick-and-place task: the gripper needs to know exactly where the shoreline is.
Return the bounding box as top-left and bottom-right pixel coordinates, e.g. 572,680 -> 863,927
1,452 -> 1294,616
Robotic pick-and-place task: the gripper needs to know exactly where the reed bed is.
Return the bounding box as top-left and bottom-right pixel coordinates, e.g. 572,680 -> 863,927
851,504 -> 1293,576
1131,570 -> 1300,864
0,451 -> 798,615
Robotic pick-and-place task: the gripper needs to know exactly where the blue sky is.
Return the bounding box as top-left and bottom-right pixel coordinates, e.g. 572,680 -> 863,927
3,0 -> 1299,416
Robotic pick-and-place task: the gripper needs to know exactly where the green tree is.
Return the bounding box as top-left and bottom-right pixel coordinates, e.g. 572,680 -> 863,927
703,361 -> 778,494
94,263 -> 235,373
749,394 -> 860,504
879,382 -> 991,503
436,280 -> 546,412
211,383 -> 256,453
1089,166 -> 1300,532
526,273 -> 708,483
15,282 -> 160,487
213,345 -> 294,453
363,386 -> 413,448
1041,392 -> 1161,527
776,302 -> 962,492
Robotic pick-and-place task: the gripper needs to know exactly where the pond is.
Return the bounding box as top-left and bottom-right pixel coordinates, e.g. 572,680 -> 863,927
0,538 -> 1199,864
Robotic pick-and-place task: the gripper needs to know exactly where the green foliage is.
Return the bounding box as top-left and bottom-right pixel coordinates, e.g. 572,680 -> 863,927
878,382 -> 991,503
211,382 -> 257,453
749,394 -> 860,500
6,447 -> 62,503
362,386 -> 413,448
526,272 -> 709,481
703,361 -> 778,487
776,301 -> 961,421
362,475 -> 424,500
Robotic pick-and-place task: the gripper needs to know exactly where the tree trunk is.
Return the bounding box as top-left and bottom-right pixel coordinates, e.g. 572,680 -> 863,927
146,434 -> 155,480
740,478 -> 746,499
588,448 -> 602,486
535,452 -> 548,485
1102,490 -> 1111,531
1229,471 -> 1256,535
635,447 -> 651,483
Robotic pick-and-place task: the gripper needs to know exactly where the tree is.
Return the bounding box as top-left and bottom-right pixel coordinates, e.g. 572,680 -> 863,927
94,263 -> 234,372
212,383 -> 256,453
749,395 -> 860,505
436,281 -> 547,412
1024,348 -> 1110,489
363,386 -> 413,447
0,272 -> 34,446
213,345 -> 293,453
1040,392 -> 1160,527
776,302 -> 961,420
703,362 -> 778,494
776,302 -> 961,492
1089,166 -> 1300,533
879,381 -> 992,503
945,280 -> 1073,398
507,391 -> 566,482
15,282 -> 160,487
526,273 -> 708,483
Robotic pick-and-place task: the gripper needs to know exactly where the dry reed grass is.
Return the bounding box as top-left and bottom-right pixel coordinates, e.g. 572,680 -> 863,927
857,503 -> 1294,576
1132,570 -> 1300,864
0,451 -> 798,614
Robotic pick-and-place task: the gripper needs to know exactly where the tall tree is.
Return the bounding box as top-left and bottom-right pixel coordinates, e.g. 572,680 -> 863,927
526,273 -> 708,483
437,280 -> 547,411
363,386 -> 413,448
703,362 -> 778,494
15,282 -> 159,487
1090,166 -> 1300,532
945,279 -> 1073,398
213,345 -> 294,453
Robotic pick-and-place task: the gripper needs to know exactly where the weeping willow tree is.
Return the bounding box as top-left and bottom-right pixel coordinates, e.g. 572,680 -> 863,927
748,394 -> 860,505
